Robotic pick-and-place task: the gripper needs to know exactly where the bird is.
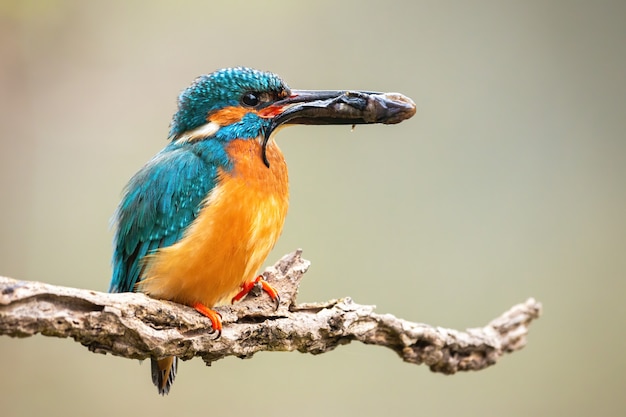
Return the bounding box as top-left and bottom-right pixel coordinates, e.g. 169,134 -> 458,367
109,67 -> 415,395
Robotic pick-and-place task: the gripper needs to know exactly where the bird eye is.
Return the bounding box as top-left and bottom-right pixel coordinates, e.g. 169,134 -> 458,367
242,92 -> 260,107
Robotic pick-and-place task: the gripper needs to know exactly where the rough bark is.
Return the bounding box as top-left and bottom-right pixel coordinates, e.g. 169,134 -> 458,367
0,250 -> 542,373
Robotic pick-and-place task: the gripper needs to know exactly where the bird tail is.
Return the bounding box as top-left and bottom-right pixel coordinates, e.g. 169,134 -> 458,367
151,356 -> 178,395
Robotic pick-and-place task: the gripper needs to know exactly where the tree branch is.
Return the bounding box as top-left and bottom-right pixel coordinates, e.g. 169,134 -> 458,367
0,250 -> 542,373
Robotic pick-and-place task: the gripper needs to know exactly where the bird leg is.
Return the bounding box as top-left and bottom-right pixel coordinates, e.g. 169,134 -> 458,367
231,275 -> 280,309
192,302 -> 222,338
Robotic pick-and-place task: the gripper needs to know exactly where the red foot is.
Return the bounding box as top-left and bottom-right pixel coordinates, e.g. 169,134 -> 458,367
231,275 -> 280,309
192,302 -> 222,338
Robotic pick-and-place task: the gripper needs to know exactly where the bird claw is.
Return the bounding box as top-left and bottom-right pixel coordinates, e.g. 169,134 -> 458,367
232,275 -> 280,310
271,293 -> 281,310
192,302 -> 222,339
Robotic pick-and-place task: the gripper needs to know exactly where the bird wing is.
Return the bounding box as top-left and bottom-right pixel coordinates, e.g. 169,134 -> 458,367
109,146 -> 219,293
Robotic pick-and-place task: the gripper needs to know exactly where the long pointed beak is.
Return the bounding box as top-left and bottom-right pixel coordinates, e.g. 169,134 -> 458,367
261,89 -> 416,166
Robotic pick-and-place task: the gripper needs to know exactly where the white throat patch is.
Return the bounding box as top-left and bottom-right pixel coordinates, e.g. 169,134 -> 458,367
176,121 -> 220,143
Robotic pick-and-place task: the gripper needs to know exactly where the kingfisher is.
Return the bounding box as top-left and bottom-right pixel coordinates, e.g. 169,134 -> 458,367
109,67 -> 415,395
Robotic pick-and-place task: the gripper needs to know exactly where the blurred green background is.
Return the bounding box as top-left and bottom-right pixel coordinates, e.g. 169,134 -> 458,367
1,1 -> 625,416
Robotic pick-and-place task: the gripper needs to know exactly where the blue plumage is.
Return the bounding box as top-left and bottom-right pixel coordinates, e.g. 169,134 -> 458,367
109,140 -> 229,293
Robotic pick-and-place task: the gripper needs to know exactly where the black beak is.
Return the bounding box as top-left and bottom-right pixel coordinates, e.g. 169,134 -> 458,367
261,89 -> 416,167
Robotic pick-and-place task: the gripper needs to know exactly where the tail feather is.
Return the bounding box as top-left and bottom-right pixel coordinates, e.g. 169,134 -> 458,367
151,356 -> 178,395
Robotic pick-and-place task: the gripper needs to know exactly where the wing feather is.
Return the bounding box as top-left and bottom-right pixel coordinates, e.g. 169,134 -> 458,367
109,146 -> 218,293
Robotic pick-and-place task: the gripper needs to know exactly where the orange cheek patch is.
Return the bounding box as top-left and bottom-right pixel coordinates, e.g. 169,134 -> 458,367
258,105 -> 285,118
207,106 -> 251,125
207,105 -> 286,125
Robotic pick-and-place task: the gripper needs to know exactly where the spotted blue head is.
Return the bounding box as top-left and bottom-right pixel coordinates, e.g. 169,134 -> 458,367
169,67 -> 290,144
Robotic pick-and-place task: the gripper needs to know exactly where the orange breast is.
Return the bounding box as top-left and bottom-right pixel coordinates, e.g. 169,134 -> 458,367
138,138 -> 289,307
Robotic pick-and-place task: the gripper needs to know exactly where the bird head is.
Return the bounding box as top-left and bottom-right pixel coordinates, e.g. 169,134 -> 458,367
169,67 -> 415,167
